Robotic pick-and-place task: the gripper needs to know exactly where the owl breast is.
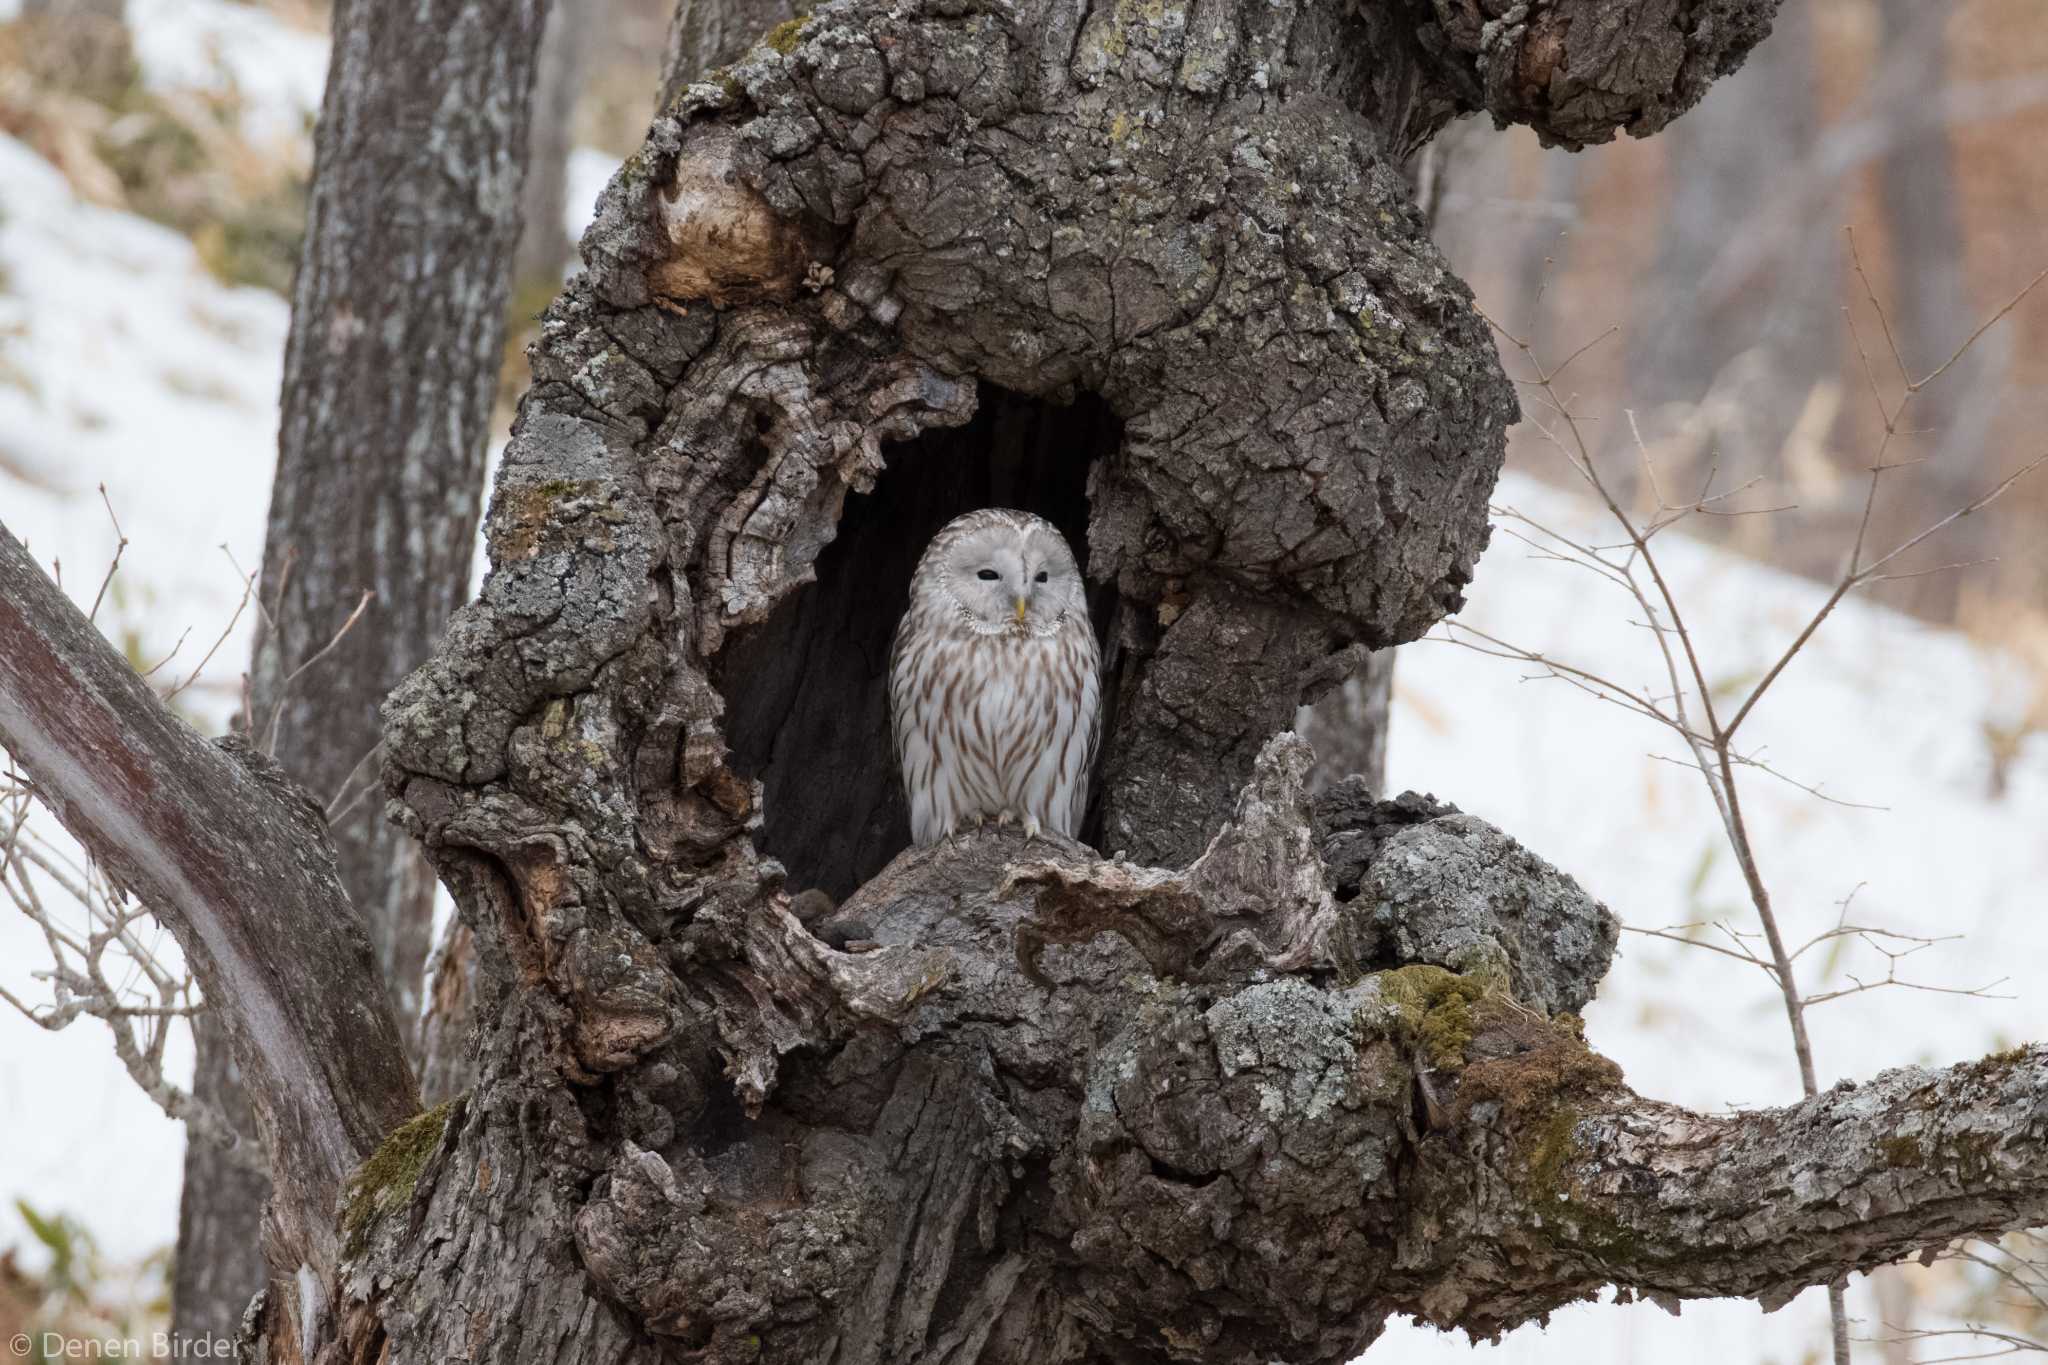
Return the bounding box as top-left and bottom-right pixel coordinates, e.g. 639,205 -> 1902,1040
890,620 -> 1100,846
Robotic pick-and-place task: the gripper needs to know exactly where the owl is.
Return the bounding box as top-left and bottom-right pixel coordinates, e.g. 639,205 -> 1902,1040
888,508 -> 1102,846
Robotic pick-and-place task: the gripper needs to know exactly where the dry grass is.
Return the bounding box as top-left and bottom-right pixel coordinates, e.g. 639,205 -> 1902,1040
0,13 -> 308,293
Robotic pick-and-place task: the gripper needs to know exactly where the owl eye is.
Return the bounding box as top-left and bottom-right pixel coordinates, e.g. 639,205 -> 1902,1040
976,569 -> 1000,581
1033,570 -> 1049,583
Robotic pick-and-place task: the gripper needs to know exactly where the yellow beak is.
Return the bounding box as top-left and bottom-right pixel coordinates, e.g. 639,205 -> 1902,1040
1014,598 -> 1029,623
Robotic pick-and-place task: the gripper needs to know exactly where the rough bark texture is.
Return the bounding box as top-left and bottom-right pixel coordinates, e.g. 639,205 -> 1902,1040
173,0 -> 550,1345
0,527 -> 418,1301
259,0 -> 548,1034
272,0 -> 2048,1358
45,0 -> 2047,1361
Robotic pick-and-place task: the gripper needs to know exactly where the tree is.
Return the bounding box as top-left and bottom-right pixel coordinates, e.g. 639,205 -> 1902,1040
516,0 -> 591,288
170,0 -> 552,1344
1625,0 -> 1837,498
12,0 -> 2048,1361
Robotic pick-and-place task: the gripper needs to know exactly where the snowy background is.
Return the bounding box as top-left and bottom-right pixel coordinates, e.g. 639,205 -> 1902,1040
2,2 -> 2044,1360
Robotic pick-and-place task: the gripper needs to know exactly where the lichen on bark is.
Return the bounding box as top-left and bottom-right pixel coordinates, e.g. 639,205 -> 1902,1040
340,0 -> 2038,1359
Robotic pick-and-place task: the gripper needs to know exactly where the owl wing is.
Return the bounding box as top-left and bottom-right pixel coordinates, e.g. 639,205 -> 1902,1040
1050,610 -> 1103,839
888,601 -> 955,846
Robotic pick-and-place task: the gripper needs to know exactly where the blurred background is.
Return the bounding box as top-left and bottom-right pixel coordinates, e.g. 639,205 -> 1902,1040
0,0 -> 2044,1361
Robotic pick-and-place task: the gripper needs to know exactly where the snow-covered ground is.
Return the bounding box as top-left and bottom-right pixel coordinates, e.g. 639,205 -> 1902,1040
3,0 -> 2046,1357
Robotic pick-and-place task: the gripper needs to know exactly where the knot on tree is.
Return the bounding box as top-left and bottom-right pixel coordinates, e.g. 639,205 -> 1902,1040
1415,0 -> 1784,149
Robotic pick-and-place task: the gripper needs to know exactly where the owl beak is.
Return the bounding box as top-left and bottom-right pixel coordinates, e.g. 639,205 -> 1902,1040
1014,597 -> 1029,623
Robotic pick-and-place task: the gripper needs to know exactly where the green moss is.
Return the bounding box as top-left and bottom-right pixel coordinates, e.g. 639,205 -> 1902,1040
1880,1135 -> 1923,1169
342,1101 -> 455,1255
1526,1105 -> 1577,1197
1518,1103 -> 1643,1259
762,13 -> 812,56
1376,964 -> 1488,1071
494,478 -> 620,559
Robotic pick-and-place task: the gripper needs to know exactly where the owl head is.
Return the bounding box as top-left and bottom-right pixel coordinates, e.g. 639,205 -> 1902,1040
918,508 -> 1086,636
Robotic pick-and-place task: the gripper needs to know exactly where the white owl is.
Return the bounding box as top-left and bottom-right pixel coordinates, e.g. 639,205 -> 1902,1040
888,508 -> 1102,846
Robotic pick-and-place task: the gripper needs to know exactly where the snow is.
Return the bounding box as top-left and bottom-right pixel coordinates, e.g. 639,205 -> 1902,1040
3,2 -> 2046,1354
1371,472 -> 2048,1358
128,0 -> 328,146
566,146 -> 619,243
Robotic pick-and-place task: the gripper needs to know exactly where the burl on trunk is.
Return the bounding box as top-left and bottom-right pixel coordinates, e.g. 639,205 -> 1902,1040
206,0 -> 2048,1360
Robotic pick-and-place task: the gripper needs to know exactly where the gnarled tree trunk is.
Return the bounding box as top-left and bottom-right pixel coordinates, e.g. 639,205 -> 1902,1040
348,0 -> 1896,1357
22,0 -> 2048,1362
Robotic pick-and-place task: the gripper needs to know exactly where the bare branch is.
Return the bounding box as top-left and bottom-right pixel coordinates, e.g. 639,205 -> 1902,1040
0,521 -> 418,1281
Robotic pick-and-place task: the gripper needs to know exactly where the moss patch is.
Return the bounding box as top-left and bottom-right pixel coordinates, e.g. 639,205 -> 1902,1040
1977,1043 -> 2031,1072
1376,964 -> 1487,1071
496,478 -> 603,559
342,1100 -> 455,1255
1880,1135 -> 1922,1169
762,14 -> 812,56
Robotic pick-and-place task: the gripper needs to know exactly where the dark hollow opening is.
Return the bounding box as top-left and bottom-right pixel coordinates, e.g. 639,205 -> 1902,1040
714,385 -> 1124,901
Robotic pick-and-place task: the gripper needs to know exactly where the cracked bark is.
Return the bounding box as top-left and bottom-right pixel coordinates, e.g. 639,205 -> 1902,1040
35,0 -> 2048,1361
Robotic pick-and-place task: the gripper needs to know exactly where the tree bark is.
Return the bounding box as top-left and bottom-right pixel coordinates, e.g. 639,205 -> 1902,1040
337,0 -> 2048,1355
40,1 -> 2048,1362
171,0 -> 551,1345
171,1013 -> 270,1352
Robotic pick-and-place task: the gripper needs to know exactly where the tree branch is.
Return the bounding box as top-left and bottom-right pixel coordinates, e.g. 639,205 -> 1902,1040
1393,1022 -> 2048,1339
1418,0 -> 1784,150
0,523 -> 418,1284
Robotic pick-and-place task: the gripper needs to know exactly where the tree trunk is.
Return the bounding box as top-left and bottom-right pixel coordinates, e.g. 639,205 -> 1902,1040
29,1 -> 2048,1362
1626,0 -> 1834,495
1874,0 -> 1992,619
170,1013 -> 269,1352
516,0 -> 590,287
1298,649 -> 1394,794
0,528 -> 419,1322
169,0 -> 551,1345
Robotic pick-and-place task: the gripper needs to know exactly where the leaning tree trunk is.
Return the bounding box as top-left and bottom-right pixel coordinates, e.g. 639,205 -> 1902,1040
169,0 -> 551,1345
8,0 -> 2034,1361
